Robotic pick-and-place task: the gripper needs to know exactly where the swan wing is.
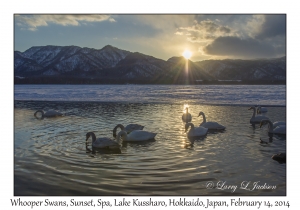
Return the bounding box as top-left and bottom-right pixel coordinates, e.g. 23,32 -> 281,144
257,107 -> 268,113
201,122 -> 226,130
44,110 -> 63,117
188,126 -> 208,137
272,125 -> 286,134
126,130 -> 157,141
251,116 -> 269,123
93,137 -> 120,148
125,124 -> 144,133
273,121 -> 286,128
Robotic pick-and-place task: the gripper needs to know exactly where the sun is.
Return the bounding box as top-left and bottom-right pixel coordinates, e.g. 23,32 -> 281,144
182,50 -> 192,59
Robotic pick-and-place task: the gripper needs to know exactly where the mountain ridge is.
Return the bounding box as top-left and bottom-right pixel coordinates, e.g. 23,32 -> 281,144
14,45 -> 286,84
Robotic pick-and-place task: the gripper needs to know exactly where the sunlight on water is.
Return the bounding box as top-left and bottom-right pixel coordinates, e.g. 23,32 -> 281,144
14,101 -> 286,196
183,104 -> 189,113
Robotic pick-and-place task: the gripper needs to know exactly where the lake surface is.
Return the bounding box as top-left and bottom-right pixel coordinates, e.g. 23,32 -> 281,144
14,85 -> 286,196
14,84 -> 286,106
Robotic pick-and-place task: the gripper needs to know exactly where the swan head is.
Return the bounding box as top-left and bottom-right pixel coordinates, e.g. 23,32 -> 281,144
184,123 -> 193,132
86,132 -> 91,141
198,111 -> 204,117
86,132 -> 95,142
248,106 -> 255,110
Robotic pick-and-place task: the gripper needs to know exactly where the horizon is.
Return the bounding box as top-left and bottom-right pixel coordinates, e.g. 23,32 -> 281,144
14,14 -> 286,62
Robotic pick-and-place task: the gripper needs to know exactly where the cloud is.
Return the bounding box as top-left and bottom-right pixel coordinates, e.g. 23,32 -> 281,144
176,19 -> 232,42
174,15 -> 286,59
15,14 -> 115,30
203,36 -> 281,58
255,15 -> 286,39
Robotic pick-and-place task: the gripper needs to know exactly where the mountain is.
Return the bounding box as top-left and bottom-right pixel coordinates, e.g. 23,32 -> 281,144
195,57 -> 286,81
14,45 -> 286,84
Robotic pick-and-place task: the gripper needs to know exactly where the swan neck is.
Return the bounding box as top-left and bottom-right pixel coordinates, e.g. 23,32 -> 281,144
266,120 -> 273,132
202,113 -> 206,123
90,132 -> 96,143
252,107 -> 256,118
113,124 -> 125,137
186,122 -> 194,130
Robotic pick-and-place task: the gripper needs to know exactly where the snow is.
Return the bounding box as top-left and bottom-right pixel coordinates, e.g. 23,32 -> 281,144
14,85 -> 286,106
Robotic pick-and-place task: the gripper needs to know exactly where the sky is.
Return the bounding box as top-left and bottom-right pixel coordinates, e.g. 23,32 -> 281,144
14,14 -> 286,61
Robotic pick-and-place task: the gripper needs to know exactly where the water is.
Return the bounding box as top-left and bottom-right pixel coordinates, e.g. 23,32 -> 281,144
14,85 -> 286,196
14,84 -> 286,106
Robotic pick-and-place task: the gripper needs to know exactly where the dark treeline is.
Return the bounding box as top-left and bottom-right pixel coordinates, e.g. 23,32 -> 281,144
14,76 -> 286,85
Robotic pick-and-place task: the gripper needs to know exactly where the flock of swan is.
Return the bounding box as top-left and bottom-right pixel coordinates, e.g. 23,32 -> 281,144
248,106 -> 286,135
34,105 -> 286,161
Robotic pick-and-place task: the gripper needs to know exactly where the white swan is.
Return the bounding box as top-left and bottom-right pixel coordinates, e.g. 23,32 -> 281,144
248,106 -> 269,124
86,132 -> 121,149
185,122 -> 208,137
113,124 -> 144,137
116,130 -> 157,142
262,120 -> 286,129
34,110 -> 63,119
257,106 -> 268,114
260,119 -> 286,135
272,121 -> 286,128
182,107 -> 192,123
198,111 -> 226,130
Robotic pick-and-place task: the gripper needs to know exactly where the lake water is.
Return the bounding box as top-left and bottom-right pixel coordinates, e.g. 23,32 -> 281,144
14,85 -> 286,196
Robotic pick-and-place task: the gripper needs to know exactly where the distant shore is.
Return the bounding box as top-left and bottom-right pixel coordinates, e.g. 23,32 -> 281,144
14,100 -> 286,107
14,78 -> 286,85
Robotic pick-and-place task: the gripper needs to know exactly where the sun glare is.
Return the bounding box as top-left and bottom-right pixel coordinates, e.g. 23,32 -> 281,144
183,104 -> 189,113
182,50 -> 192,59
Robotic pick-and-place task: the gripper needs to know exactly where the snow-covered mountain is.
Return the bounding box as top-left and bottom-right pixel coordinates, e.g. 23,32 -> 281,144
14,45 -> 286,84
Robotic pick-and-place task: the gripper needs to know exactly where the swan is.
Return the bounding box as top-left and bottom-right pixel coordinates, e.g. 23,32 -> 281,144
272,121 -> 286,128
116,130 -> 156,142
260,119 -> 286,135
198,111 -> 226,130
248,106 -> 269,124
272,153 -> 286,163
182,107 -> 192,123
262,120 -> 286,130
257,106 -> 268,114
185,122 -> 208,137
86,132 -> 121,149
113,124 -> 144,137
34,110 -> 63,119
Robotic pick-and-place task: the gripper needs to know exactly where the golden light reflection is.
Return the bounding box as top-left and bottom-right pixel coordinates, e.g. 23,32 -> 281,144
183,104 -> 190,113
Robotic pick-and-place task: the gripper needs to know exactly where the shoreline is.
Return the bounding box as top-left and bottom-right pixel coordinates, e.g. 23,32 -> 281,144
14,100 -> 286,107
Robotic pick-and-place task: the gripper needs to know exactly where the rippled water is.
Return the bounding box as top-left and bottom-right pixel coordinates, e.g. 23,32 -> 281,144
14,101 -> 286,196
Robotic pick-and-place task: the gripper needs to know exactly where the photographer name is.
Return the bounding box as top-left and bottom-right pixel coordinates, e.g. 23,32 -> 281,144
207,181 -> 276,193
